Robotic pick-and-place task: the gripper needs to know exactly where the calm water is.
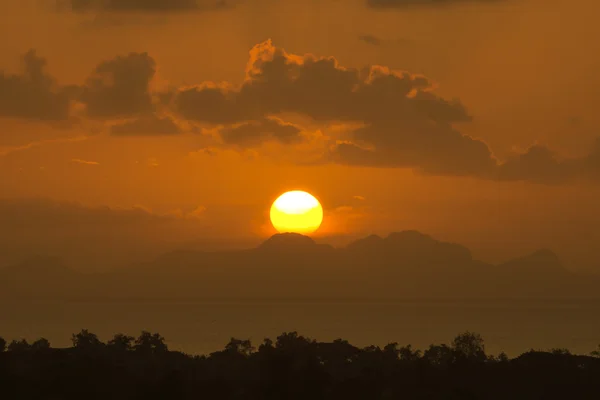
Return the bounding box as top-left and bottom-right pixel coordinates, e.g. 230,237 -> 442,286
1,300 -> 599,357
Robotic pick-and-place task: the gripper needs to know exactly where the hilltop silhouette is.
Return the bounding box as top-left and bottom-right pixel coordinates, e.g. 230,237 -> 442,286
0,230 -> 598,300
258,232 -> 334,253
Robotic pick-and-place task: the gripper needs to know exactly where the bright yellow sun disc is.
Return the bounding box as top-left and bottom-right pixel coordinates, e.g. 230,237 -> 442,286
270,190 -> 323,234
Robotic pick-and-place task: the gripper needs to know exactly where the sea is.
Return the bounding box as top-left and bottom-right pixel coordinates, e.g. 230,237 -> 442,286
2,299 -> 599,357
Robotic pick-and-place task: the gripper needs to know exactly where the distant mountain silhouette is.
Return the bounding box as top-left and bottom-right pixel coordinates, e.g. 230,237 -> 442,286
0,256 -> 87,298
499,248 -> 564,274
258,233 -> 333,253
3,256 -> 74,278
0,230 -> 597,300
347,230 -> 472,267
346,233 -> 383,251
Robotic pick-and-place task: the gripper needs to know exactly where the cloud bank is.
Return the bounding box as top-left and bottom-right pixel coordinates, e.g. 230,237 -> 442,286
1,41 -> 598,185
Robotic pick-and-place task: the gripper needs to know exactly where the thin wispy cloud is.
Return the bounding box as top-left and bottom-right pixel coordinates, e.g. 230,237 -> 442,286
71,158 -> 99,165
358,34 -> 382,46
0,136 -> 88,157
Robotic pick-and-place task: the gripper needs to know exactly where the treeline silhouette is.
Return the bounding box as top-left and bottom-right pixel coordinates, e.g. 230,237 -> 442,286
1,330 -> 600,399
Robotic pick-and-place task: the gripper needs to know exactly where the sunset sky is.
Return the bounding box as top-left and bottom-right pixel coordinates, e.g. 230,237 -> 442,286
1,0 -> 600,271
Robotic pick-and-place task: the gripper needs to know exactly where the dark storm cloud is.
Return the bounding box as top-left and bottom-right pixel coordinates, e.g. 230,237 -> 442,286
366,0 -> 503,8
219,117 -> 304,147
57,0 -> 230,13
80,52 -> 156,118
109,115 -> 182,136
0,50 -> 76,121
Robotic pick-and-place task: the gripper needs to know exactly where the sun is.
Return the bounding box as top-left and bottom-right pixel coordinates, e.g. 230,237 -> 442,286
270,190 -> 324,234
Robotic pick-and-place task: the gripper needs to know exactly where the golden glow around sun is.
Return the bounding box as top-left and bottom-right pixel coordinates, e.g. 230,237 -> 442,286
270,190 -> 324,234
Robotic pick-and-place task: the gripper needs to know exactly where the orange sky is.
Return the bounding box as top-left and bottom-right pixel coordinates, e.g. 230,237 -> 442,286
1,0 -> 600,271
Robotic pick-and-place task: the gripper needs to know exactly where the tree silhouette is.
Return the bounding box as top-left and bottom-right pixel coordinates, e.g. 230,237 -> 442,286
275,331 -> 315,351
31,338 -> 51,351
258,337 -> 275,353
134,331 -> 167,354
383,342 -> 399,357
0,336 -> 5,352
423,344 -> 454,366
107,333 -> 135,351
224,338 -> 255,356
8,339 -> 30,352
497,351 -> 509,362
323,338 -> 360,363
551,348 -> 571,355
71,329 -> 103,350
0,329 -> 600,399
399,344 -> 421,361
590,345 -> 600,358
452,331 -> 486,362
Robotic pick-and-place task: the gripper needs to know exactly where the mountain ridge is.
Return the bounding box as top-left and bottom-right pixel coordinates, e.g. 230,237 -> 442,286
1,230 -> 595,301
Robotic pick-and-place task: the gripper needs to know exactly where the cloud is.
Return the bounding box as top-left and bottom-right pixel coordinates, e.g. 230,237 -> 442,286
0,136 -> 88,157
366,0 -> 502,8
0,198 -> 176,229
3,41 -> 599,185
334,206 -> 354,213
582,138 -> 600,181
328,121 -> 497,177
172,40 -> 492,175
80,52 -> 156,118
173,82 -> 249,124
495,139 -> 600,185
110,115 -> 182,136
186,205 -> 207,219
496,145 -> 575,184
358,34 -> 382,46
57,0 -> 231,13
71,158 -> 99,165
219,117 -> 304,147
0,50 -> 76,121
155,40 -> 600,183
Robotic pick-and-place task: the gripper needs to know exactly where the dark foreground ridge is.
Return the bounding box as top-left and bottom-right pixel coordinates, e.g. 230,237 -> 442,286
1,330 -> 600,399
